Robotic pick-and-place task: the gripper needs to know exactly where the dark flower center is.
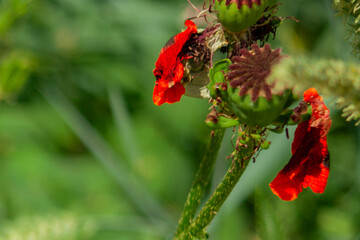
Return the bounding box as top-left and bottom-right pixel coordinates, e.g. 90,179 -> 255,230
226,44 -> 283,101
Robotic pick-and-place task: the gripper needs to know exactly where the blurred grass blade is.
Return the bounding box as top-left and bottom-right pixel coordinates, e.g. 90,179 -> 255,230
108,88 -> 140,165
254,189 -> 285,240
39,84 -> 174,232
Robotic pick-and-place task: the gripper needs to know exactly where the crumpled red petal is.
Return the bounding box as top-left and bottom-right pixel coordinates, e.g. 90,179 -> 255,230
269,88 -> 331,201
153,20 -> 197,106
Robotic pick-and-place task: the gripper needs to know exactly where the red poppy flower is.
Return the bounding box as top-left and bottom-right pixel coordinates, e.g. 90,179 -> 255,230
269,88 -> 332,201
153,20 -> 197,106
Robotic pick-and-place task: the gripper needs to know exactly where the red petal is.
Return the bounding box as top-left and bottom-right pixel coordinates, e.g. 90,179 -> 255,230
269,88 -> 331,201
153,82 -> 185,106
152,20 -> 197,106
153,60 -> 185,106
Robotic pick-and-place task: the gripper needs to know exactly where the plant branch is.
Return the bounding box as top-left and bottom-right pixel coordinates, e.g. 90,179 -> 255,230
178,136 -> 256,239
174,129 -> 226,238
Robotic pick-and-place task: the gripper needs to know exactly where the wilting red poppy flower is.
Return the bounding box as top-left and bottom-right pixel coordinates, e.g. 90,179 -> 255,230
153,20 -> 197,106
269,88 -> 332,201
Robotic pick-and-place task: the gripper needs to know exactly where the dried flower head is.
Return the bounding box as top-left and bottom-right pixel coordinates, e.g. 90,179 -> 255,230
227,44 -> 283,101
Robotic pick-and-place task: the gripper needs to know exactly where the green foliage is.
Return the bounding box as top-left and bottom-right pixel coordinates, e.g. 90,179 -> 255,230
333,0 -> 360,56
0,0 -> 30,35
0,51 -> 34,100
269,57 -> 360,125
174,129 -> 225,239
254,190 -> 284,240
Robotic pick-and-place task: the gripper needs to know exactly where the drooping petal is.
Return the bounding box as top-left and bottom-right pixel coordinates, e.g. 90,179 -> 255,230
153,82 -> 185,106
153,20 -> 197,106
269,88 -> 331,201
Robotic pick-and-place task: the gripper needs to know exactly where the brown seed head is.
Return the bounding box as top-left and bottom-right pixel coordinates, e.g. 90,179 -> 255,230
227,44 -> 283,101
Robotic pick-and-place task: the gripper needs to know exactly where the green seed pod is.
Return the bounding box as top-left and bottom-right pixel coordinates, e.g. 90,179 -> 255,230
261,140 -> 270,149
250,134 -> 262,140
223,44 -> 294,127
227,87 -> 292,127
214,0 -> 278,33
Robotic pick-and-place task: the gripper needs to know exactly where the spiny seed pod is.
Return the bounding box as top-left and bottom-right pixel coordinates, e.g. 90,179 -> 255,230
225,44 -> 296,126
214,0 -> 278,33
208,44 -> 297,127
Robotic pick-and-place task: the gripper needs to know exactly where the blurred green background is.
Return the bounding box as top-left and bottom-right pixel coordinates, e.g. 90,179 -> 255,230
0,0 -> 359,239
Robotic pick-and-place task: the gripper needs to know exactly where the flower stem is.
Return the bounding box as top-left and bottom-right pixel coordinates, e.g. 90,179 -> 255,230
174,129 -> 226,238
179,136 -> 256,239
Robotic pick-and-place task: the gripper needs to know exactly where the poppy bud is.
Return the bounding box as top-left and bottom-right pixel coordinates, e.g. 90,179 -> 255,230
214,0 -> 278,33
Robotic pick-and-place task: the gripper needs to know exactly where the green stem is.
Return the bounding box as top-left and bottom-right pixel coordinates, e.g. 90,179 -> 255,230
180,137 -> 256,239
174,129 -> 226,238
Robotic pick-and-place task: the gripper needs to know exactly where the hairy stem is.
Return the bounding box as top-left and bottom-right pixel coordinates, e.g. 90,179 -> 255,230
179,136 -> 256,239
174,129 -> 226,238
